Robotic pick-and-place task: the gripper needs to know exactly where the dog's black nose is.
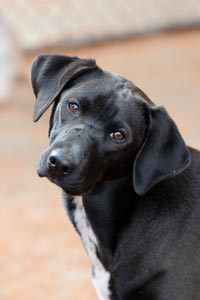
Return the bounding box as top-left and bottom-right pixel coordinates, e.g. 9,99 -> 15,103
48,150 -> 74,176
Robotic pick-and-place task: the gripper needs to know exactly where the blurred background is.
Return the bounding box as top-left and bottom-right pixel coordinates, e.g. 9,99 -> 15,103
0,1 -> 200,299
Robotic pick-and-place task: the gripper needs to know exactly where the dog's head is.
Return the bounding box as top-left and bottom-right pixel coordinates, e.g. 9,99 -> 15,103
31,55 -> 190,196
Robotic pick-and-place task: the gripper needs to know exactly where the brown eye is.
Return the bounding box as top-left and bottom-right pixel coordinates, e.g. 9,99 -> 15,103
68,102 -> 79,113
110,131 -> 125,141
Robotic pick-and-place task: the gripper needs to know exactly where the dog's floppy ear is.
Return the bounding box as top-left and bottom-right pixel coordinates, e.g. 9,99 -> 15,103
31,55 -> 98,122
133,106 -> 191,195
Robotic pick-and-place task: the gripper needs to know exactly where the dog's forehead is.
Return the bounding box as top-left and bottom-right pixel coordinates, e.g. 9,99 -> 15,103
61,70 -> 135,103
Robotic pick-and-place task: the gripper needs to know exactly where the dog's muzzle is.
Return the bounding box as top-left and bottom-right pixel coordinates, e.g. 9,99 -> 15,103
37,127 -> 105,195
47,149 -> 76,177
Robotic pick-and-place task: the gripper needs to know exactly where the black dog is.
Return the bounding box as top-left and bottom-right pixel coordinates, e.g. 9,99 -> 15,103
31,55 -> 200,300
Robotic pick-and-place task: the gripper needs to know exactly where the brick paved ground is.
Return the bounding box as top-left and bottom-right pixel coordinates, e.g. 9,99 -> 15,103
0,29 -> 200,300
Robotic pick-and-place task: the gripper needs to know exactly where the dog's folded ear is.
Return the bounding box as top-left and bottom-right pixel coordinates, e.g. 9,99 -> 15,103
133,106 -> 191,195
31,55 -> 98,122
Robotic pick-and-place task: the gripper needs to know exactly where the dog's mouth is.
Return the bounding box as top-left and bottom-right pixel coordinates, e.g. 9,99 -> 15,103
37,163 -> 97,196
49,175 -> 86,195
37,144 -> 106,196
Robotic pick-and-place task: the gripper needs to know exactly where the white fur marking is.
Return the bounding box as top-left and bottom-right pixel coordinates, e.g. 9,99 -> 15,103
73,196 -> 111,300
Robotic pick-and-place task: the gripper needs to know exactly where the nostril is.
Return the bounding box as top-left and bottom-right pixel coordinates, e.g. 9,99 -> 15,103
62,166 -> 69,176
48,155 -> 57,167
48,150 -> 75,176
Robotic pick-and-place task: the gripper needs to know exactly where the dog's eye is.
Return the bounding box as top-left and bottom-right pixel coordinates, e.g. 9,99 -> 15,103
68,102 -> 79,114
110,131 -> 125,141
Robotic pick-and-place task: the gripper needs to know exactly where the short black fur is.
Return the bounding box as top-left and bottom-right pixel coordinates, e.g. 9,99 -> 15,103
31,55 -> 200,300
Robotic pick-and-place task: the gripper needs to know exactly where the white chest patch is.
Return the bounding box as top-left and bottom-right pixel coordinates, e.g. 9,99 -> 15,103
73,196 -> 111,300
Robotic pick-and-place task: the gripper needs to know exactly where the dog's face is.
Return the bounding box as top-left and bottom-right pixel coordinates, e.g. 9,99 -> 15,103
31,55 -> 190,196
37,74 -> 147,195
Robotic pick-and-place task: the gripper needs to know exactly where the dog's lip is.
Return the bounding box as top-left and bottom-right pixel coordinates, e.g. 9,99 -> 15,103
45,174 -> 87,194
37,161 -> 102,195
37,168 -> 45,178
36,162 -> 87,191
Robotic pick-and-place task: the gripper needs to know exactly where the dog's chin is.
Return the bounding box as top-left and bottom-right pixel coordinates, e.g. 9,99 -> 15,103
49,177 -> 81,195
44,174 -> 94,196
37,163 -> 100,196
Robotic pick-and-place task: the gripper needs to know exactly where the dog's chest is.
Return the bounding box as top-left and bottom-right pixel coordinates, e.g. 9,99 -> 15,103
70,196 -> 111,300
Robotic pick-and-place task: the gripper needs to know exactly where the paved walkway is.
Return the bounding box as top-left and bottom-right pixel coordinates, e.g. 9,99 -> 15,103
0,29 -> 200,300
